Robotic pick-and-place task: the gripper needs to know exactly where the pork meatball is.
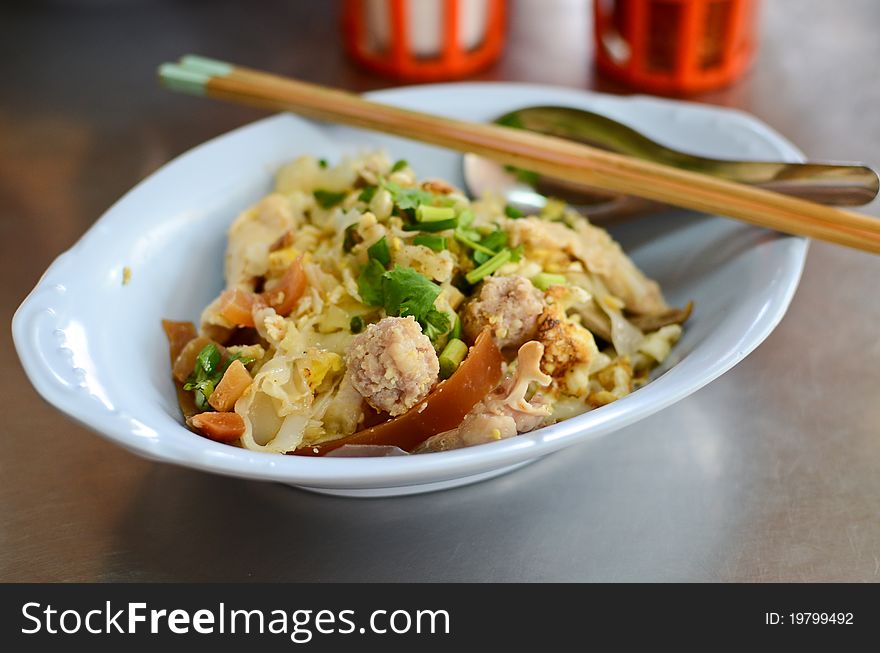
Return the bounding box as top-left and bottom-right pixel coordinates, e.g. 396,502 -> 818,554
462,275 -> 544,348
345,316 -> 439,416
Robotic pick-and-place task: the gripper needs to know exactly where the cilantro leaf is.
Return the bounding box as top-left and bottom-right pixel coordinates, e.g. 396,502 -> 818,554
314,189 -> 347,209
357,259 -> 386,306
367,236 -> 391,267
380,267 -> 450,341
473,229 -> 509,264
187,379 -> 215,411
423,309 -> 451,342
390,159 -> 408,173
383,181 -> 436,210
381,267 -> 441,319
355,264 -> 451,342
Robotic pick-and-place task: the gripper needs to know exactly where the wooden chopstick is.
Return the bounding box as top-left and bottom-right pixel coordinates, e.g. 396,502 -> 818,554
158,55 -> 880,255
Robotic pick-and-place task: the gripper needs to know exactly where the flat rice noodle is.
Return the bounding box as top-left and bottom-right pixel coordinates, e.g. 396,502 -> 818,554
629,301 -> 694,332
292,330 -> 504,456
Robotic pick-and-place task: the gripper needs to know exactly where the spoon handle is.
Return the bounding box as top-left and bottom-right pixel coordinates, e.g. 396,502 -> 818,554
501,106 -> 879,206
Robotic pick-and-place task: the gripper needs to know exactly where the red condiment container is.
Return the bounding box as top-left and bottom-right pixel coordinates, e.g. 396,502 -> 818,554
594,0 -> 758,94
342,0 -> 507,81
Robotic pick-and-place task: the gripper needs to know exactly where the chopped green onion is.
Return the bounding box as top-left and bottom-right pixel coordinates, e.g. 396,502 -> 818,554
509,244 -> 525,262
413,234 -> 447,251
195,343 -> 221,377
403,217 -> 458,232
314,189 -> 347,208
472,228 -> 509,264
454,230 -> 496,256
416,204 -> 456,222
358,186 -> 377,203
480,229 -> 508,251
350,315 -> 365,334
465,249 -> 512,284
390,159 -> 408,173
191,381 -> 214,411
504,205 -> 524,219
531,272 -> 567,291
318,158 -> 328,169
367,236 -> 391,267
450,314 -> 462,340
439,338 -> 469,379
457,209 -> 475,227
182,343 -> 238,412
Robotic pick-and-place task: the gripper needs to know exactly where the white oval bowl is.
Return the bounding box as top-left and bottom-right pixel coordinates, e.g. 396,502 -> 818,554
12,83 -> 807,496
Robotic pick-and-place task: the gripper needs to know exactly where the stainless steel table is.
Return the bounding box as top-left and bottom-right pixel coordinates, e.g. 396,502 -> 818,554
2,0 -> 878,582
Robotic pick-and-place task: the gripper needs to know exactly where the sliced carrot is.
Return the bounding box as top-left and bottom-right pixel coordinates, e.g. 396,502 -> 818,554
293,329 -> 504,456
263,257 -> 307,317
217,287 -> 260,327
161,320 -> 197,364
215,259 -> 306,327
190,412 -> 246,442
208,360 -> 253,412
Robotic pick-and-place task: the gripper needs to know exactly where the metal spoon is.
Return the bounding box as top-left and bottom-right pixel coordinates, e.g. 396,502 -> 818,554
463,106 -> 879,221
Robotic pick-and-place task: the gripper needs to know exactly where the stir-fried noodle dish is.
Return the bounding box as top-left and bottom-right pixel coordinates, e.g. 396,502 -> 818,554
163,153 -> 691,456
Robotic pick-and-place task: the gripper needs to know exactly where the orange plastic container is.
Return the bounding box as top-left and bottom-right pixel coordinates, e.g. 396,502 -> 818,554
594,0 -> 758,94
342,0 -> 507,81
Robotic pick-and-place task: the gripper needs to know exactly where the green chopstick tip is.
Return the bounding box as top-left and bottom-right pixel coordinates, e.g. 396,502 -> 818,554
157,62 -> 208,95
180,54 -> 234,77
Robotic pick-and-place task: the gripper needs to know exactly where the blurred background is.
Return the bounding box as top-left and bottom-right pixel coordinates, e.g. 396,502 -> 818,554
3,1 -> 880,582
3,0 -> 878,264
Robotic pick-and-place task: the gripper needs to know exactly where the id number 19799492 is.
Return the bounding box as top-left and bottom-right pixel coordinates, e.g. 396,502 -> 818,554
765,613 -> 853,625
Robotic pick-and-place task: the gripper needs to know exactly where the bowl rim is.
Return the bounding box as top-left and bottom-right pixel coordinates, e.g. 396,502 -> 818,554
12,82 -> 808,489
